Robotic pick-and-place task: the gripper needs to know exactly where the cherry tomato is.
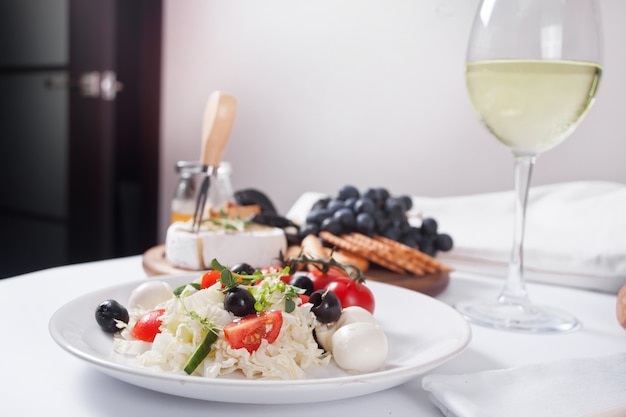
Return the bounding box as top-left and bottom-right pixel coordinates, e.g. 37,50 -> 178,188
306,267 -> 347,291
324,277 -> 375,314
131,308 -> 166,342
223,310 -> 283,353
200,270 -> 222,289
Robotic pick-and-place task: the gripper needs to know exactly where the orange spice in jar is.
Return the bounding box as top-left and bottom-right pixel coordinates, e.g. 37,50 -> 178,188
170,161 -> 203,224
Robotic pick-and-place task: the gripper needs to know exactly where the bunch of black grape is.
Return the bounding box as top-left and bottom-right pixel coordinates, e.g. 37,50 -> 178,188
299,185 -> 453,257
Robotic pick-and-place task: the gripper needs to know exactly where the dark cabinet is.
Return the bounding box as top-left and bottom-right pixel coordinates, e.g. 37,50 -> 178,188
0,0 -> 161,278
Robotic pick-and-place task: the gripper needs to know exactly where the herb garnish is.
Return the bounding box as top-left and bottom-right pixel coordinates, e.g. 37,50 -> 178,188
210,259 -> 301,313
204,210 -> 250,232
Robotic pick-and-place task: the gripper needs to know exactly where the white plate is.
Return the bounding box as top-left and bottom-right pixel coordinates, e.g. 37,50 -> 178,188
49,273 -> 471,404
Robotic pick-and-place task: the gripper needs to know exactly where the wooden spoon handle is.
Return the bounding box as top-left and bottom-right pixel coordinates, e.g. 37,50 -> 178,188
617,284 -> 626,329
200,91 -> 237,167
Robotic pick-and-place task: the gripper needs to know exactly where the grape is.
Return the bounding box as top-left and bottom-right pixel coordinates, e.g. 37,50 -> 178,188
362,188 -> 378,203
306,208 -> 331,225
435,233 -> 454,252
381,224 -> 401,241
388,206 -> 406,222
326,199 -> 345,213
408,226 -> 422,241
343,197 -> 357,211
396,219 -> 411,234
354,198 -> 375,214
419,237 -> 437,257
398,195 -> 413,211
374,188 -> 390,205
334,208 -> 356,229
355,212 -> 375,235
421,217 -> 438,236
337,185 -> 360,201
384,197 -> 404,216
399,234 -> 417,248
373,209 -> 391,231
320,217 -> 342,235
301,185 -> 453,262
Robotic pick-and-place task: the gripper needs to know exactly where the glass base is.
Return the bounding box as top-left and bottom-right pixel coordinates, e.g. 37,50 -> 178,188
455,299 -> 580,333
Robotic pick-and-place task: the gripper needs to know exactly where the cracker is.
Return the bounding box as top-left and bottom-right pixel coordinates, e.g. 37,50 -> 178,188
300,234 -> 369,272
319,231 -> 406,274
345,233 -> 428,276
374,235 -> 454,273
318,231 -> 454,276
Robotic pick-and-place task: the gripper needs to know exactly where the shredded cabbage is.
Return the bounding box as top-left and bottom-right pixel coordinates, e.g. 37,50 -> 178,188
113,276 -> 329,380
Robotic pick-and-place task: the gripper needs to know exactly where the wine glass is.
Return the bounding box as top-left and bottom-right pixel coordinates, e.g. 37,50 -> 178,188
455,0 -> 602,333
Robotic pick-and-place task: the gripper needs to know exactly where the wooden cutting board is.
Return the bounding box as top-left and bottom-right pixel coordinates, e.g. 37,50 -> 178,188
142,245 -> 449,297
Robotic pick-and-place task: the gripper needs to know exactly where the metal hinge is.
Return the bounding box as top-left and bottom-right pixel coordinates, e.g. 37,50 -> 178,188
45,71 -> 124,101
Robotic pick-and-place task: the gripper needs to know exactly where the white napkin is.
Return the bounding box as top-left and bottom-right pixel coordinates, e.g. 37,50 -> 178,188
287,181 -> 626,293
408,181 -> 626,293
422,353 -> 626,417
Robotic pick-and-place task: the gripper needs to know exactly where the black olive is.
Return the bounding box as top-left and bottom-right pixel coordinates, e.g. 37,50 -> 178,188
310,290 -> 342,323
289,273 -> 314,296
224,287 -> 256,317
251,213 -> 298,229
95,299 -> 129,333
229,262 -> 256,275
312,328 -> 326,351
233,188 -> 278,214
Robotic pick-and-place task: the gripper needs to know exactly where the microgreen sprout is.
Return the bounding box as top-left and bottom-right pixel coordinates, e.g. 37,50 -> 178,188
210,258 -> 291,292
204,210 -> 250,232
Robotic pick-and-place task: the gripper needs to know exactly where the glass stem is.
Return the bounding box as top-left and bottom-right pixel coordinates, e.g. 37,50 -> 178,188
498,154 -> 536,305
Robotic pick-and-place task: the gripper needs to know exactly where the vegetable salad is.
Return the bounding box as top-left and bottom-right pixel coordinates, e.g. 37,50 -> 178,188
112,267 -> 329,379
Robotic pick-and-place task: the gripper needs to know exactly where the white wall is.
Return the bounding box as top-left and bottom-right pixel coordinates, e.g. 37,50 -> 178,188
159,0 -> 626,241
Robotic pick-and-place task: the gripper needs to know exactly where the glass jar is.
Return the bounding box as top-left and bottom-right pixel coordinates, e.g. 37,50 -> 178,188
170,161 -> 203,223
170,161 -> 234,224
208,161 -> 234,212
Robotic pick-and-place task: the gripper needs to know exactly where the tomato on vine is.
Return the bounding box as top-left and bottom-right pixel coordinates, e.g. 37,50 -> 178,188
306,267 -> 346,291
200,270 -> 222,289
282,250 -> 376,313
324,277 -> 375,314
260,266 -> 291,284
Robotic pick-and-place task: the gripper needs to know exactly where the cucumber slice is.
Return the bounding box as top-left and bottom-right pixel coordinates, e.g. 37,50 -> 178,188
184,328 -> 219,375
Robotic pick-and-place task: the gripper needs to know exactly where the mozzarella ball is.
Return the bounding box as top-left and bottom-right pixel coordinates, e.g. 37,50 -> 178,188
127,281 -> 173,310
315,306 -> 379,352
336,306 -> 378,328
331,322 -> 388,373
314,323 -> 336,352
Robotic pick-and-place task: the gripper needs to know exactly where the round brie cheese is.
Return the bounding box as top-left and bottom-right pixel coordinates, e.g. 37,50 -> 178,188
165,221 -> 287,270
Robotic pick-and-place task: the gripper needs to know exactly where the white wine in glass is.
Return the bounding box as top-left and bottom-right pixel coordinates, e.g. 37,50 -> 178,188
456,0 -> 602,333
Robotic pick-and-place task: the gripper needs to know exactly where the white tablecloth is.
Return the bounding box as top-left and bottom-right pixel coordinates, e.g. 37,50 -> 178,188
1,256 -> 624,416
